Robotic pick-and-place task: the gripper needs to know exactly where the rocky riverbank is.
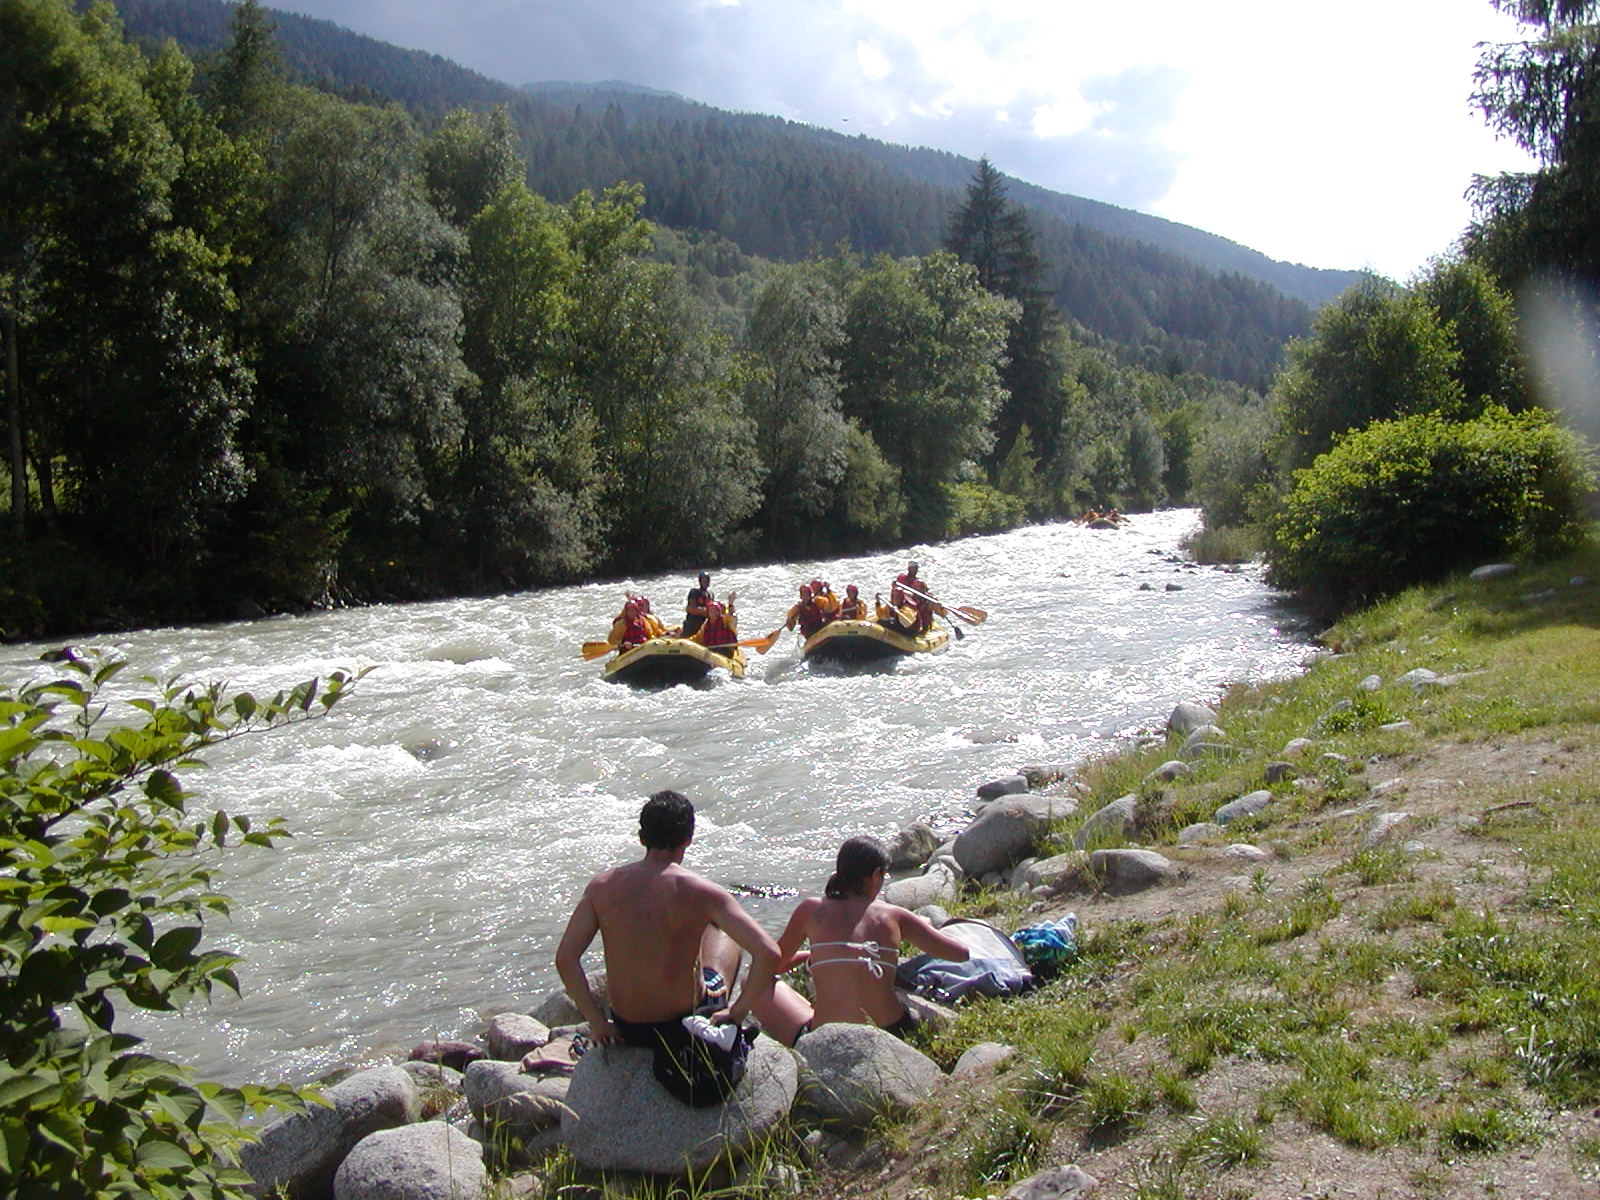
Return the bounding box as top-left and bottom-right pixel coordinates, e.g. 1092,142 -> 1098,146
235,554 -> 1600,1200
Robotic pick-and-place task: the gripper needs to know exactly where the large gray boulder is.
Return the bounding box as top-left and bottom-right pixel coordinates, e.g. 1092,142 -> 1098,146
1019,851 -> 1090,891
463,1060 -> 572,1148
976,774 -> 1029,801
333,1123 -> 487,1200
530,973 -> 606,1029
794,1024 -> 941,1128
1088,849 -> 1177,894
954,796 -> 1075,877
1470,562 -> 1516,581
886,821 -> 940,871
883,861 -> 959,909
559,1035 -> 797,1175
1003,1164 -> 1099,1200
1166,702 -> 1216,737
1145,760 -> 1192,783
484,1014 -> 549,1062
1073,794 -> 1137,850
1215,789 -> 1272,825
240,1066 -> 421,1200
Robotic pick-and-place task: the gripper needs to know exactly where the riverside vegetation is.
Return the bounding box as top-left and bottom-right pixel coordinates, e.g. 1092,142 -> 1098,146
9,537 -> 1593,1198
780,538 -> 1600,1200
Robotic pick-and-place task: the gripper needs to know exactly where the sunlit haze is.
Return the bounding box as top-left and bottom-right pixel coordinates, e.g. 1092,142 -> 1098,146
279,0 -> 1538,280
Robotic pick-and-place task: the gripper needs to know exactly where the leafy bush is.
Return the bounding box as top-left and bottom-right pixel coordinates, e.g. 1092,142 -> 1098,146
1266,406 -> 1596,604
0,651 -> 360,1197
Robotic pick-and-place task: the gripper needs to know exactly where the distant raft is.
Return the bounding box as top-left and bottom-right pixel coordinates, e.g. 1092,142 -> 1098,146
801,619 -> 950,664
601,637 -> 747,685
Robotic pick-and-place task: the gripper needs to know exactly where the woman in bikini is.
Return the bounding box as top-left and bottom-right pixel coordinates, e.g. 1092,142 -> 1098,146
760,836 -> 970,1045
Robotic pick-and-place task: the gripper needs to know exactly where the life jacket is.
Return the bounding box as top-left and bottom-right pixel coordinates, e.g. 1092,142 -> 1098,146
696,603 -> 737,651
797,601 -> 828,638
838,596 -> 867,621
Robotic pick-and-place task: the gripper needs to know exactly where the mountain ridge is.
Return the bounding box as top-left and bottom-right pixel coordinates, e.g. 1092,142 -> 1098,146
105,0 -> 1365,385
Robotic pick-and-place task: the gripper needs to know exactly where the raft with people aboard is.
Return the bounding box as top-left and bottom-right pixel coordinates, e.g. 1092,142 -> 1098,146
600,637 -> 748,684
801,618 -> 950,663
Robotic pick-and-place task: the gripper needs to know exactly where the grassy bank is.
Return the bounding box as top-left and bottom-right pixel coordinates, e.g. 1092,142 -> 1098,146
827,540 -> 1600,1200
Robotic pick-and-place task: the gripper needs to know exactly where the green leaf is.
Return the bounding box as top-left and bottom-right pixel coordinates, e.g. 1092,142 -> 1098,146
151,925 -> 203,967
0,1122 -> 24,1174
145,770 -> 184,809
136,1139 -> 197,1170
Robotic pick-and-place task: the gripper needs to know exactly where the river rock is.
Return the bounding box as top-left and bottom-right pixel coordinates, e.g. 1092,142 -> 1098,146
1263,761 -> 1296,785
1398,667 -> 1442,690
1223,843 -> 1272,863
884,861 -> 959,909
1145,760 -> 1192,783
240,1065 -> 421,1200
976,774 -> 1029,801
397,1063 -> 464,1119
1471,563 -> 1517,581
1088,849 -> 1177,894
1281,737 -> 1314,758
1357,674 -> 1382,692
332,1123 -> 486,1200
531,974 -> 604,1028
1003,1164 -> 1099,1200
954,796 -> 1074,876
1019,850 -> 1090,891
485,1014 -> 549,1062
1215,790 -> 1272,825
1181,739 -> 1236,762
887,821 -> 940,871
464,1060 -> 572,1145
916,903 -> 951,926
953,1042 -> 1016,1076
559,1035 -> 797,1175
1073,794 -> 1137,850
795,1024 -> 941,1128
1362,811 -> 1415,849
1182,724 -> 1227,749
1177,822 -> 1222,845
409,1042 -> 484,1073
1020,764 -> 1070,788
1166,702 -> 1216,737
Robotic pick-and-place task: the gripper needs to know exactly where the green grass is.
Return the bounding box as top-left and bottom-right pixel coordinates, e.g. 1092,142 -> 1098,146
821,538 -> 1600,1200
1176,1115 -> 1265,1169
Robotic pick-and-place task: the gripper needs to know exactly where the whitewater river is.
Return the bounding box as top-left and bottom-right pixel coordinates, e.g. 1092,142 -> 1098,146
0,510 -> 1313,1084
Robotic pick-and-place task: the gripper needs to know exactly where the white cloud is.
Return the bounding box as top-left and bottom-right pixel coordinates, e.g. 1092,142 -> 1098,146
278,0 -> 1538,277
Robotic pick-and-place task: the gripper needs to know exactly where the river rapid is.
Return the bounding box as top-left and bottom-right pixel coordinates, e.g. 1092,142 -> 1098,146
1,510 -> 1313,1085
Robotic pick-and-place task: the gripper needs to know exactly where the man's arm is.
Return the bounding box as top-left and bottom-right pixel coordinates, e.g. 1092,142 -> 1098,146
705,887 -> 780,1024
555,887 -> 619,1044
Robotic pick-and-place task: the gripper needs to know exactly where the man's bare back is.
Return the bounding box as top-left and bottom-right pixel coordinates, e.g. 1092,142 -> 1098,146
554,790 -> 781,1045
583,859 -> 736,1023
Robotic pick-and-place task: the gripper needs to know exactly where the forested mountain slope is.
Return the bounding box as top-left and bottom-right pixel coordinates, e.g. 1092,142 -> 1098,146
104,0 -> 1363,388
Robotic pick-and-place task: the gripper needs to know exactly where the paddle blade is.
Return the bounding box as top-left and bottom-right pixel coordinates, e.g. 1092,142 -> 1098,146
955,605 -> 988,624
752,627 -> 785,654
581,640 -> 614,660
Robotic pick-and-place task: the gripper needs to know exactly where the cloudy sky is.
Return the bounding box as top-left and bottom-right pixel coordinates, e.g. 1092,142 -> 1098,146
279,0 -> 1537,280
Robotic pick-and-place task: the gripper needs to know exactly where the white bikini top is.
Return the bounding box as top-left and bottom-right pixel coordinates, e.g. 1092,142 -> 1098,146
809,940 -> 900,979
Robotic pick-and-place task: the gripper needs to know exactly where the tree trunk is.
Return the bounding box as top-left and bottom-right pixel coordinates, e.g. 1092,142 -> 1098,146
3,291 -> 23,539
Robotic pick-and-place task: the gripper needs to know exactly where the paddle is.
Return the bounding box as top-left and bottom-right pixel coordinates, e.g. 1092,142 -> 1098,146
899,583 -> 987,625
580,640 -> 616,660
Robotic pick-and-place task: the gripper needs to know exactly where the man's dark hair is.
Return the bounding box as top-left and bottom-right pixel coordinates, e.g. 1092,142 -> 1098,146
640,789 -> 695,849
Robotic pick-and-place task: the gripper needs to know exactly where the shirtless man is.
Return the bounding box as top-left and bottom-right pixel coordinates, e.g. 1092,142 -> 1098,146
763,836 -> 968,1044
555,790 -> 779,1048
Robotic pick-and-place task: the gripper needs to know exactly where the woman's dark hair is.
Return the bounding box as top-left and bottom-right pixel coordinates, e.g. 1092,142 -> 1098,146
640,790 -> 695,849
825,836 -> 889,899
